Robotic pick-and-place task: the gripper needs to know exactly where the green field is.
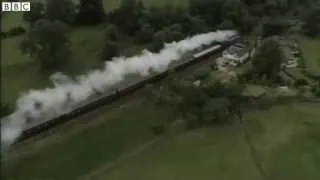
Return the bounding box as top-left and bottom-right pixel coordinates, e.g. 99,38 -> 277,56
3,101 -> 320,180
3,99 -> 172,180
245,103 -> 320,180
89,103 -> 320,180
297,36 -> 320,76
94,125 -> 263,180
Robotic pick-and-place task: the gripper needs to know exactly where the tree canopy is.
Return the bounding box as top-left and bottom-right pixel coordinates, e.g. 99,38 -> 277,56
252,38 -> 284,81
302,4 -> 320,37
46,0 -> 77,24
20,19 -> 71,72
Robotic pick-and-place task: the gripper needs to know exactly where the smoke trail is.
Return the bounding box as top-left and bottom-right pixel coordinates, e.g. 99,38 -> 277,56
1,30 -> 236,149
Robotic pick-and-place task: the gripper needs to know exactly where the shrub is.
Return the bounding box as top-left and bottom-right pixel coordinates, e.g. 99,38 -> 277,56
152,124 -> 165,135
0,104 -> 12,118
6,26 -> 27,37
294,78 -> 308,87
0,32 -> 7,39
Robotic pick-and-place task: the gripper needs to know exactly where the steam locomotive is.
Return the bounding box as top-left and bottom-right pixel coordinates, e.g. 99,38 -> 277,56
16,34 -> 241,143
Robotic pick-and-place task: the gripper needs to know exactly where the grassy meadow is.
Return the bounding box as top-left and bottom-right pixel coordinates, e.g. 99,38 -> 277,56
297,36 -> 320,76
3,101 -> 320,180
91,103 -> 320,180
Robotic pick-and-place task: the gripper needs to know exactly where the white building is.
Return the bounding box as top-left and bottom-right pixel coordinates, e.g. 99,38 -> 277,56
222,43 -> 251,66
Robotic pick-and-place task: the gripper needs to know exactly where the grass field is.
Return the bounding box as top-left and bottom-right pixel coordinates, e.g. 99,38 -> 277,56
297,36 -> 320,76
3,101 -> 320,180
3,99 -> 172,180
91,103 -> 320,180
245,103 -> 320,180
94,125 -> 263,180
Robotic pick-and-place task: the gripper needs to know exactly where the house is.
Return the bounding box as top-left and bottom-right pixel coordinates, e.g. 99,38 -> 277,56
222,43 -> 251,66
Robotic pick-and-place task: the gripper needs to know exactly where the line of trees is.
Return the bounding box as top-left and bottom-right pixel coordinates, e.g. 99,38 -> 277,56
18,0 -> 318,73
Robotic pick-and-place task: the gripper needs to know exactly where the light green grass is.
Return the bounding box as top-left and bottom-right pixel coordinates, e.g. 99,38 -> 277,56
245,103 -> 320,180
96,125 -> 262,180
3,99 -> 172,180
1,36 -> 32,67
1,12 -> 27,32
297,36 -> 320,76
93,103 -> 320,180
3,99 -> 320,180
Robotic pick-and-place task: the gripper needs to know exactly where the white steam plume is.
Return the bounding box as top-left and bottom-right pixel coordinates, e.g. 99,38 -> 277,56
1,30 -> 236,149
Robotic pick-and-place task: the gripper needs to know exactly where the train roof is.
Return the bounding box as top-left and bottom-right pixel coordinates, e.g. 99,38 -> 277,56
193,45 -> 222,58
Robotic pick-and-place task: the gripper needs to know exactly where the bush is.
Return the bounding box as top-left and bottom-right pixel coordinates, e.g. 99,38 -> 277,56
0,32 -> 7,39
7,26 -> 27,36
102,41 -> 119,61
0,104 -> 12,118
194,69 -> 210,80
1,26 -> 27,39
262,19 -> 289,37
152,125 -> 165,135
294,78 -> 308,87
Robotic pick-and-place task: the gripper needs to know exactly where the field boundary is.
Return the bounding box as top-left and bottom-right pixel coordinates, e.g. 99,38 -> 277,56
238,110 -> 267,180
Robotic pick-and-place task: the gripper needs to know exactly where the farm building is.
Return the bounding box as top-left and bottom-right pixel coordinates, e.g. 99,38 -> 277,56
218,43 -> 253,67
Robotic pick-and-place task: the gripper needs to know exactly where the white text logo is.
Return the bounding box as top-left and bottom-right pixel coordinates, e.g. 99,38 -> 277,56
1,2 -> 31,12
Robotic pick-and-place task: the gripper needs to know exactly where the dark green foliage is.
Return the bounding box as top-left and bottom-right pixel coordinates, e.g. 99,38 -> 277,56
135,23 -> 155,43
153,24 -> 184,43
102,25 -> 122,60
252,38 -> 284,81
294,79 -> 308,87
20,19 -> 71,72
75,0 -> 105,25
202,97 -> 231,124
147,24 -> 185,52
46,0 -> 77,24
105,25 -> 122,41
190,0 -> 224,28
187,16 -> 209,34
1,26 -> 27,39
0,104 -> 12,118
103,41 -> 119,61
150,77 -> 245,129
188,0 -> 314,35
108,0 -> 145,35
145,6 -> 188,30
152,125 -> 165,135
23,1 -> 45,23
220,19 -> 235,30
262,18 -> 290,37
302,5 -> 320,37
312,82 -> 320,97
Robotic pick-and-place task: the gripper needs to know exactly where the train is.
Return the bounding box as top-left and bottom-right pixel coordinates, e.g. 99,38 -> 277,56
15,33 -> 241,143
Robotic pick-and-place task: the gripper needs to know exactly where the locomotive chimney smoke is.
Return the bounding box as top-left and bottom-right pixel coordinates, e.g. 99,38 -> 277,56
1,30 -> 236,149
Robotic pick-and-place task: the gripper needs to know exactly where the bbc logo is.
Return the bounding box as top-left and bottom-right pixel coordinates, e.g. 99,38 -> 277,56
1,2 -> 31,12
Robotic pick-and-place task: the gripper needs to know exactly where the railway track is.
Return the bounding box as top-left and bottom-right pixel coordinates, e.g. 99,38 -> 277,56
11,37 -> 239,148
